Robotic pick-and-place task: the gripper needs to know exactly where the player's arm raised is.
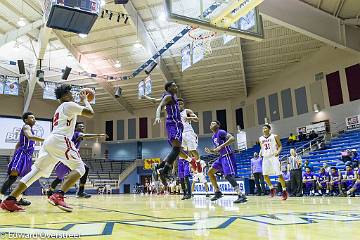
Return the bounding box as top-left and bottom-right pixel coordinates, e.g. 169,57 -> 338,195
22,125 -> 44,142
186,109 -> 199,122
79,91 -> 95,118
274,135 -> 282,157
142,95 -> 161,104
154,95 -> 171,125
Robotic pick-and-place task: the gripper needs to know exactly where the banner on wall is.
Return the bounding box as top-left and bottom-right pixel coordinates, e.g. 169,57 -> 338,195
138,80 -> 145,99
192,41 -> 205,64
305,122 -> 326,134
43,82 -> 95,104
236,131 -> 247,150
0,75 -> 5,94
346,115 -> 360,129
144,158 -> 161,170
144,75 -> 152,96
193,180 -> 245,195
3,76 -> 19,96
0,117 -> 52,151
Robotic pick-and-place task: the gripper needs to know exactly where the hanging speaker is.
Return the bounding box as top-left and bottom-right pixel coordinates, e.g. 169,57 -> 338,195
114,87 -> 122,98
17,60 -> 25,74
114,0 -> 129,4
145,61 -> 157,75
36,70 -> 44,82
62,66 -> 72,80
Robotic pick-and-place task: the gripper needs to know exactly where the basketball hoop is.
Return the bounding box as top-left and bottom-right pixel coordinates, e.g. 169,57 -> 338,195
188,26 -> 216,55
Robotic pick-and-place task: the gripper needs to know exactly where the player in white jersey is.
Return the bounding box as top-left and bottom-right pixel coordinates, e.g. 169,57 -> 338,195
0,84 -> 94,212
191,159 -> 210,197
259,124 -> 288,200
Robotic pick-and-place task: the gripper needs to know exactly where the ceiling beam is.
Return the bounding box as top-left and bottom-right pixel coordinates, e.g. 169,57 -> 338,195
24,26 -> 51,112
259,0 -> 360,53
123,1 -> 174,84
53,30 -> 134,114
344,18 -> 360,25
238,39 -> 248,97
0,19 -> 43,47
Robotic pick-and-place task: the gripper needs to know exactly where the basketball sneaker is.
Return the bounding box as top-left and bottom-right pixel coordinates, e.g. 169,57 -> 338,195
210,191 -> 223,201
233,195 -> 247,204
181,195 -> 191,200
0,198 -> 25,212
281,190 -> 288,200
46,189 -> 54,198
17,198 -> 31,206
157,168 -> 168,187
48,193 -> 73,212
270,188 -> 276,197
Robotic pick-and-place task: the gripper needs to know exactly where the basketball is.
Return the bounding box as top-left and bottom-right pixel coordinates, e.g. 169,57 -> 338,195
81,88 -> 95,102
9,83 -> 14,89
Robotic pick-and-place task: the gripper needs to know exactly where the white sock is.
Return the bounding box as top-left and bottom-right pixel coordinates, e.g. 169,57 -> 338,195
326,190 -> 329,193
347,190 -> 351,195
282,187 -> 286,191
0,194 -> 4,201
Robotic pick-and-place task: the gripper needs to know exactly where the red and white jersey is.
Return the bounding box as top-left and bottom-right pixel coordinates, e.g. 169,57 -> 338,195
52,102 -> 85,139
191,159 -> 206,173
259,134 -> 278,158
180,109 -> 195,133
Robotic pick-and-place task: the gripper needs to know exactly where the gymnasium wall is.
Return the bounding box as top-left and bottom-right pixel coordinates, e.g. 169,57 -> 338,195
244,46 -> 360,144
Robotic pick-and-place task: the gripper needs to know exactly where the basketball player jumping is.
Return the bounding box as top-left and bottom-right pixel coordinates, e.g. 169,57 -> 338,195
0,112 -> 44,206
153,82 -> 185,186
1,84 -> 94,212
47,122 -> 106,198
259,124 -> 288,200
205,121 -> 247,203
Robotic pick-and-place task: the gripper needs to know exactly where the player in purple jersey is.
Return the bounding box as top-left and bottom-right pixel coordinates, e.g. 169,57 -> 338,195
346,162 -> 360,197
315,167 -> 330,196
0,112 -> 44,206
341,164 -> 356,193
153,82 -> 185,186
178,155 -> 191,200
205,121 -> 247,203
47,122 -> 106,198
329,167 -> 342,196
302,167 -> 315,196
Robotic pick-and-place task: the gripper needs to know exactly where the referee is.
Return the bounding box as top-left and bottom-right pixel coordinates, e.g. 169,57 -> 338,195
288,148 -> 303,197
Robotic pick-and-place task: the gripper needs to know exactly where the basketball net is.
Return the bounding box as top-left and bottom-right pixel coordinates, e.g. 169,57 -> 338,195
189,27 -> 216,55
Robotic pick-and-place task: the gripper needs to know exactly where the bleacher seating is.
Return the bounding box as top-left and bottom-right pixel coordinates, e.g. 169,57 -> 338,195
302,129 -> 360,172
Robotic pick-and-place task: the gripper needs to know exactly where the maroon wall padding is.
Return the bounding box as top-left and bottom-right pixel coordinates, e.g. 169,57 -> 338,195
326,71 -> 343,106
139,117 -> 148,139
345,64 -> 360,101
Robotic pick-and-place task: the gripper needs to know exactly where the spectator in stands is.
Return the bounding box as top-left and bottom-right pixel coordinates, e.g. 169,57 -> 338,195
341,164 -> 356,194
288,149 -> 303,197
303,159 -> 313,172
341,149 -> 353,163
251,152 -> 265,196
104,149 -> 109,161
346,162 -> 360,197
316,167 -> 330,196
287,133 -> 297,145
329,167 -> 342,196
298,132 -> 306,142
352,149 -> 359,168
303,166 -> 316,196
309,130 -> 318,140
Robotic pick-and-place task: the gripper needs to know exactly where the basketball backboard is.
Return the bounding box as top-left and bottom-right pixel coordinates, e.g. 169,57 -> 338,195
165,0 -> 264,40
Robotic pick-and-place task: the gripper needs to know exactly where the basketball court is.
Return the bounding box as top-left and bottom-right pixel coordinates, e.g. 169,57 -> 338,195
1,195 -> 360,239
0,0 -> 360,239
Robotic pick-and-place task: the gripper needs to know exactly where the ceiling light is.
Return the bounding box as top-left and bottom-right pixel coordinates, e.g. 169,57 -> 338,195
100,0 -> 106,7
114,61 -> 121,68
78,33 -> 88,38
134,42 -> 142,49
159,13 -> 167,21
17,18 -> 26,27
124,16 -> 129,24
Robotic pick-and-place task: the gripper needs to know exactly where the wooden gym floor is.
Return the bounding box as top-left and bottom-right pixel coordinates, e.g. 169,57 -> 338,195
0,194 -> 360,239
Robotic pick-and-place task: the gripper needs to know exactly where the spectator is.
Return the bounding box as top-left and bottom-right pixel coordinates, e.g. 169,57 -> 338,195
287,133 -> 297,145
309,130 -> 318,140
352,149 -> 359,168
341,149 -> 352,163
329,167 -> 342,196
316,167 -> 330,196
251,152 -> 266,196
303,159 -> 313,172
288,149 -> 303,197
298,132 -> 306,142
303,166 -> 315,196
